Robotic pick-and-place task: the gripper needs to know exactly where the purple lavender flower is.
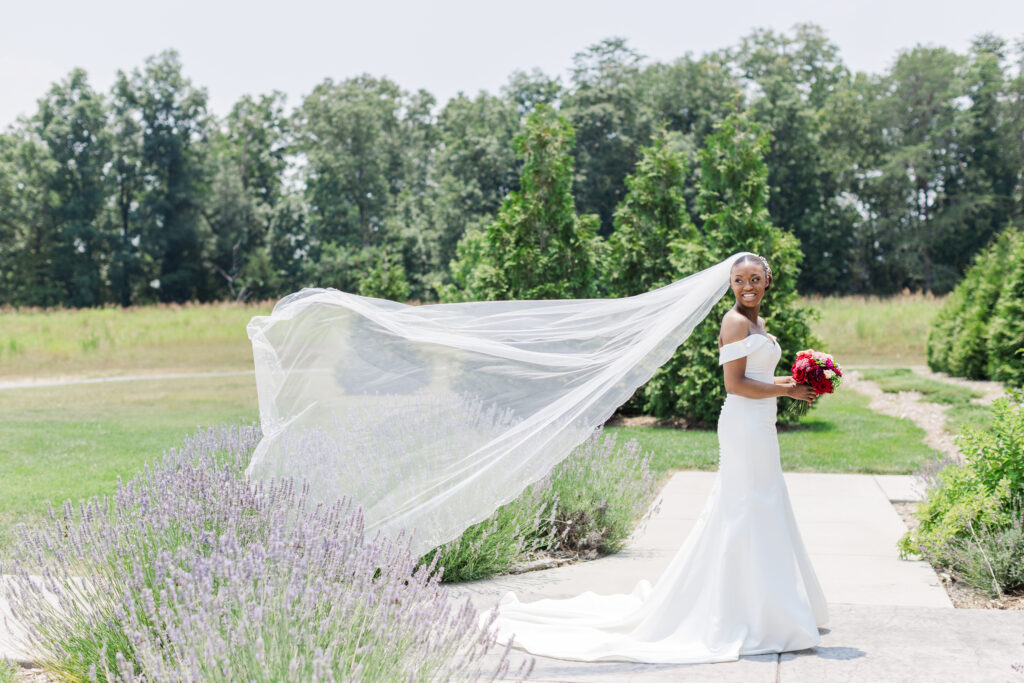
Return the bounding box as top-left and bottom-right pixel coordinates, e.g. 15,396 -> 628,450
1,423 -> 528,681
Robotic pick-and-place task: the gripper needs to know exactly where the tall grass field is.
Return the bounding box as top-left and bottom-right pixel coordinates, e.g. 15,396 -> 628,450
0,302 -> 272,378
0,292 -> 945,379
802,292 -> 946,367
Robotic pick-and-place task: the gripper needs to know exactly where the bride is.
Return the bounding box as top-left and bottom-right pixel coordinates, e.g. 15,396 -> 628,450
479,253 -> 829,664
245,251 -> 828,664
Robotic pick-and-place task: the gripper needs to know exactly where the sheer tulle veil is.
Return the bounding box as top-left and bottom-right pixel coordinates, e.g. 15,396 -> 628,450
245,252 -> 753,557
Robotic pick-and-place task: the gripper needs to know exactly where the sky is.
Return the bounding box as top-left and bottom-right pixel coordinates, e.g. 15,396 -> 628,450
2,0 -> 1022,127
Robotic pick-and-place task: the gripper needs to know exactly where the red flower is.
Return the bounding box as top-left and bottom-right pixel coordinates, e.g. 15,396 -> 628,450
791,354 -> 840,395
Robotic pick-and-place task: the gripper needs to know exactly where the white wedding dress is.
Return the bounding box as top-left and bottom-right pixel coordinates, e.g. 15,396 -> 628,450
480,332 -> 829,663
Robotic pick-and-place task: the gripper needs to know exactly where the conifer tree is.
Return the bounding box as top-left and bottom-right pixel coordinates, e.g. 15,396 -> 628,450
603,128 -> 698,296
638,112 -> 818,424
443,103 -> 602,301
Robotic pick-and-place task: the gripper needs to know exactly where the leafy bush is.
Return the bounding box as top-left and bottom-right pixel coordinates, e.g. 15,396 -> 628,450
927,225 -> 1023,382
423,430 -> 659,582
0,424 -> 524,682
900,389 -> 1024,595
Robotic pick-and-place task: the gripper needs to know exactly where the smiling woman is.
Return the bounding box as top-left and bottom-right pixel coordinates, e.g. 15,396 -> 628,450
719,254 -> 815,404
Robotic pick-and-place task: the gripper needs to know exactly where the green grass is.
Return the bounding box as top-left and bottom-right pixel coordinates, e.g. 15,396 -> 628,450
857,368 -> 982,403
609,388 -> 938,480
0,660 -> 16,683
858,367 -> 995,433
0,301 -> 271,379
1,294 -> 942,380
801,293 -> 947,367
0,375 -> 258,551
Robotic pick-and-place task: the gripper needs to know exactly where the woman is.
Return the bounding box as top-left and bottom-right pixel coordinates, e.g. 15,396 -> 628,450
479,253 -> 829,664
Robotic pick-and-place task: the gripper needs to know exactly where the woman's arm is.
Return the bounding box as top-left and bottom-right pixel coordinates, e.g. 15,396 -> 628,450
722,359 -> 794,399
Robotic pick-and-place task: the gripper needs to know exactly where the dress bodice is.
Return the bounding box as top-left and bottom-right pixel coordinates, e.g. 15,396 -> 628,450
718,334 -> 781,384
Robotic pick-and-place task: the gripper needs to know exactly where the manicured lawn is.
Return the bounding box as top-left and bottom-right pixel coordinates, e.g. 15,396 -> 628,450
0,297 -> 954,553
0,375 -> 259,550
0,376 -> 939,552
610,388 -> 938,482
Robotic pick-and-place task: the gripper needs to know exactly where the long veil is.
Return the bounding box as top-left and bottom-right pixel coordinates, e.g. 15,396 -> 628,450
246,252 -> 749,557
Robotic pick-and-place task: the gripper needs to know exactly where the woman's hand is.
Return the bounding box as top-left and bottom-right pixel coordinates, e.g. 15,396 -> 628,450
778,377 -> 816,403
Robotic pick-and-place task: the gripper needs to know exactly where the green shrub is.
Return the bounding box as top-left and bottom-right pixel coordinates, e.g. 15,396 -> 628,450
927,225 -> 1022,382
442,103 -> 602,302
900,389 -> 1024,596
900,463 -> 1015,559
987,236 -> 1024,387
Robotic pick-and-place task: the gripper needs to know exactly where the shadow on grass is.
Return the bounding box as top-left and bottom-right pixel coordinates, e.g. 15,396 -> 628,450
778,419 -> 837,433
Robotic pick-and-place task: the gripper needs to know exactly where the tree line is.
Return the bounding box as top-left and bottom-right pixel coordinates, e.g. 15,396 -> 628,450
1,24 -> 1022,308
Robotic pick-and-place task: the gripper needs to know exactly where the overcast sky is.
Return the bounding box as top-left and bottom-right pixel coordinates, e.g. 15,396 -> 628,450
2,0 -> 1022,128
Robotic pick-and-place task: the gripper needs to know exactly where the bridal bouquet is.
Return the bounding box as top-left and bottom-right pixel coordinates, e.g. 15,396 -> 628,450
791,350 -> 843,395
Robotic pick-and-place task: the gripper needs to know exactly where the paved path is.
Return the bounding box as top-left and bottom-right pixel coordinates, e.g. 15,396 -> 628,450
447,472 -> 1024,682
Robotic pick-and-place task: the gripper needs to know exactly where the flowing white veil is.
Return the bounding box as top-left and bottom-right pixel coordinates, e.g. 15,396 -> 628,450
246,252 -> 750,557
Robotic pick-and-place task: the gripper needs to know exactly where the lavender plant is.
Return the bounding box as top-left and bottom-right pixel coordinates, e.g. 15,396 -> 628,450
425,430 -> 658,582
1,424 -> 530,682
943,506 -> 1024,598
422,481 -> 557,583
541,430 -> 657,555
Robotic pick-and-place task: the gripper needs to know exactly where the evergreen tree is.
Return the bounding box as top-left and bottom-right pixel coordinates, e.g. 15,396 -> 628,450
602,128 -> 698,296
444,103 -> 602,301
986,231 -> 1024,386
638,112 -> 817,424
927,228 -> 1018,378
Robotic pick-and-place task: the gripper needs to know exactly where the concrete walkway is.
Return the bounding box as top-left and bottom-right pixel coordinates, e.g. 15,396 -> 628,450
447,472 -> 1024,682
3,473 -> 1022,680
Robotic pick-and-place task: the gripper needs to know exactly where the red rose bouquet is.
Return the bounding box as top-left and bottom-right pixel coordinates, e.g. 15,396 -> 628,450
791,350 -> 843,395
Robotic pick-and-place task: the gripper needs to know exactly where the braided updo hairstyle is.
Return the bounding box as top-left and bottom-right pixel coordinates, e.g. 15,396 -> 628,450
731,253 -> 773,290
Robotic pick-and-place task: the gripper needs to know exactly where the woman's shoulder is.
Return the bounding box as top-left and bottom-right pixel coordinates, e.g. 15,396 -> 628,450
719,311 -> 749,347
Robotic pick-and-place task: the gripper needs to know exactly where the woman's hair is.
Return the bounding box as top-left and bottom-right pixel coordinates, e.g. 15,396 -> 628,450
731,254 -> 773,290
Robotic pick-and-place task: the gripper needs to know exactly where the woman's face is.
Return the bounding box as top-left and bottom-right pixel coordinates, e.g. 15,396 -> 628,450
730,262 -> 768,311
